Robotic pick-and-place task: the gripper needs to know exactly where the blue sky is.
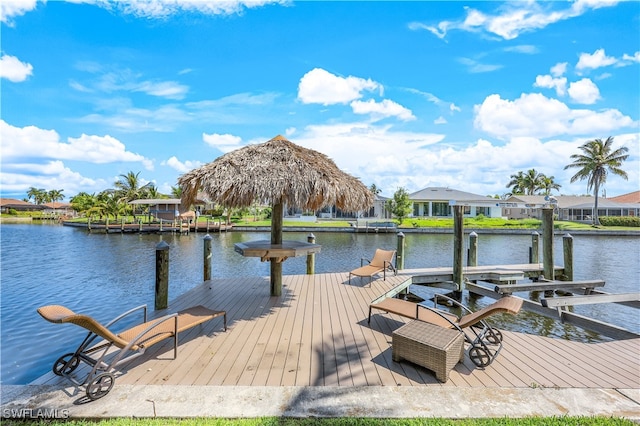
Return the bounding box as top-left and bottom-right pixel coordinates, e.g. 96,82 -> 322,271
1,0 -> 639,201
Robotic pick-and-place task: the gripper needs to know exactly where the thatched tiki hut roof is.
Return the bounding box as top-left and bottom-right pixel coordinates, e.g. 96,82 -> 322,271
178,134 -> 374,296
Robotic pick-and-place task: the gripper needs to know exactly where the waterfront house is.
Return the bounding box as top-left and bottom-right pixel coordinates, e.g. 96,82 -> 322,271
409,187 -> 502,218
504,193 -> 640,221
0,198 -> 46,213
42,202 -> 75,217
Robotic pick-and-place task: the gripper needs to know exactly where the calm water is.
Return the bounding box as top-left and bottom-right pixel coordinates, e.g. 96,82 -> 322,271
1,223 -> 638,384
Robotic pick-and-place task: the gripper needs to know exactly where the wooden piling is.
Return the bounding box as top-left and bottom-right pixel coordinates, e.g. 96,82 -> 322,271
542,208 -> 554,281
155,241 -> 169,310
530,231 -> 540,264
468,231 -> 478,267
396,232 -> 405,270
563,233 -> 574,281
453,204 -> 464,295
306,233 -> 316,275
270,202 -> 283,297
203,234 -> 212,282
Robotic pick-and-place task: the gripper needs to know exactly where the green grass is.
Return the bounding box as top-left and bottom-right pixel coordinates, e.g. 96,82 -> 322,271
1,417 -> 635,426
235,217 -> 637,232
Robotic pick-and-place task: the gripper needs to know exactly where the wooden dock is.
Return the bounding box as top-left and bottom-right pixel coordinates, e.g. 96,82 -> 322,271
33,270 -> 639,389
67,220 -> 232,234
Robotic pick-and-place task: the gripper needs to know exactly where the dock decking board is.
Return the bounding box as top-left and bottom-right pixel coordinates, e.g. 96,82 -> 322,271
33,271 -> 640,390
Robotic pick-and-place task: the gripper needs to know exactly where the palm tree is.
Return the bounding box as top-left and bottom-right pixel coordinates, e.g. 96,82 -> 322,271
114,171 -> 153,203
506,171 -> 526,195
171,186 -> 183,198
521,169 -> 543,195
369,184 -> 381,196
564,136 -> 629,225
47,189 -> 65,209
539,175 -> 561,195
70,192 -> 97,216
27,187 -> 47,205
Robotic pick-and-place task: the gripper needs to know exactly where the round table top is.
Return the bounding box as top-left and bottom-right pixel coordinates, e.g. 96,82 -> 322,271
234,240 -> 321,262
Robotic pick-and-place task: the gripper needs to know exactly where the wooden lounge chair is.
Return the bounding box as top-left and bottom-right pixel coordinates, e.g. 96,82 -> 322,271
37,304 -> 226,400
420,294 -> 523,368
349,249 -> 397,285
368,297 -> 458,328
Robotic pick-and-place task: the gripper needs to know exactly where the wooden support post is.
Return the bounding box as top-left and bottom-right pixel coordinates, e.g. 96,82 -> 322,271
453,204 -> 464,296
155,241 -> 169,310
396,231 -> 405,270
206,218 -> 210,232
88,218 -> 92,233
530,231 -> 540,264
306,233 -> 316,275
542,208 -> 554,282
138,218 -> 143,233
563,233 -> 574,281
203,234 -> 212,282
105,217 -> 110,234
121,218 -> 125,233
270,201 -> 283,296
468,231 -> 478,267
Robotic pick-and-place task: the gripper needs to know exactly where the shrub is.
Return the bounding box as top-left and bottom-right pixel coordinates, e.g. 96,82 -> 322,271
599,216 -> 640,227
8,208 -> 17,215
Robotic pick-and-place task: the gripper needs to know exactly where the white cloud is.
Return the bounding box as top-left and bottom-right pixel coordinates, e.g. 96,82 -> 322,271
350,99 -> 415,122
202,132 -> 243,153
410,1 -> 619,40
434,116 -> 447,125
503,45 -> 539,54
576,48 -> 617,71
0,160 -> 107,198
0,54 -> 33,82
297,68 -> 381,105
407,89 -> 461,114
78,104 -> 191,133
88,0 -> 287,19
534,74 -> 567,96
474,93 -> 634,139
458,57 -> 502,73
288,121 -> 629,197
567,78 -> 600,104
163,156 -> 203,173
0,120 -> 153,170
134,80 -> 189,100
621,52 -> 640,64
291,122 -> 444,191
0,0 -> 38,26
550,62 -> 568,77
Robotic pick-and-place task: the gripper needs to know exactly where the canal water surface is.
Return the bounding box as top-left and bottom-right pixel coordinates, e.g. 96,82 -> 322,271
1,223 -> 638,384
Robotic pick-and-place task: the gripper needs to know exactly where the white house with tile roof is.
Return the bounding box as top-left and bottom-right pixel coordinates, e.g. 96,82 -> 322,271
409,187 -> 504,218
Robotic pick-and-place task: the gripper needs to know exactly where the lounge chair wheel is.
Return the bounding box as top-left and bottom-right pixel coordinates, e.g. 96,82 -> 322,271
53,353 -> 80,376
469,345 -> 491,368
86,372 -> 115,400
485,329 -> 503,344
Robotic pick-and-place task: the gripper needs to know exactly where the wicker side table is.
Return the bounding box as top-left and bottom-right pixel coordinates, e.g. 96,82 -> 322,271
392,320 -> 465,382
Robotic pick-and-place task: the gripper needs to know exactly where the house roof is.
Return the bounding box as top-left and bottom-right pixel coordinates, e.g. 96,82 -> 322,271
409,187 -> 495,203
609,190 -> 640,204
1,198 -> 32,206
130,198 -> 182,205
507,195 -> 638,209
42,202 -> 71,208
0,198 -> 47,210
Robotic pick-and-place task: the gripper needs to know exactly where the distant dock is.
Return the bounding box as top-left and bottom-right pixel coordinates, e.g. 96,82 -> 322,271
63,220 -> 232,234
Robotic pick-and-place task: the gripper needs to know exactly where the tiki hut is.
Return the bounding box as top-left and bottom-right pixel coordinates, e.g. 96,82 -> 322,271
179,135 -> 374,296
